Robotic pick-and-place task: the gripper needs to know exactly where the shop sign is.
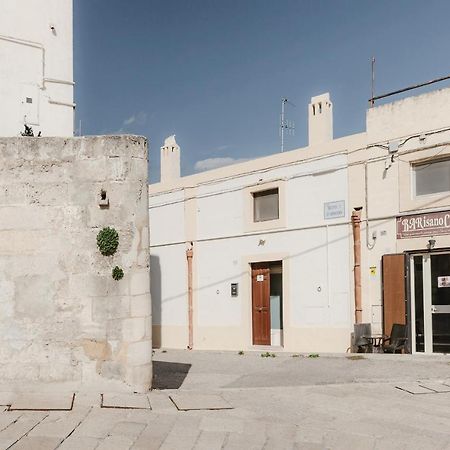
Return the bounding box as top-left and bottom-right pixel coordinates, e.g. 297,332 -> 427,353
397,210 -> 450,239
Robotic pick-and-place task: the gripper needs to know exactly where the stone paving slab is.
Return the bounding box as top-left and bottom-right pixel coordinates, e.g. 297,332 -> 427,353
132,415 -> 178,450
193,431 -> 227,450
170,393 -> 233,411
110,420 -> 147,438
9,393 -> 75,411
0,413 -> 48,448
0,392 -> 15,406
418,381 -> 450,393
58,436 -> 101,450
8,435 -> 62,449
0,411 -> 21,432
102,393 -> 151,409
147,391 -> 177,412
27,408 -> 91,438
96,434 -> 135,449
395,383 -> 437,394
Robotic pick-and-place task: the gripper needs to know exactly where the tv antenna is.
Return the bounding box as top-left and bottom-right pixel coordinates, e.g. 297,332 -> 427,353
280,97 -> 295,152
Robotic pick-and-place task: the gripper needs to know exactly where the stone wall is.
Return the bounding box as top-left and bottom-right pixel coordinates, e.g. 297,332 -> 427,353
0,135 -> 151,392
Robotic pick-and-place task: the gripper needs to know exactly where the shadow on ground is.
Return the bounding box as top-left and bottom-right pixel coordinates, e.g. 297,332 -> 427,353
152,360 -> 192,389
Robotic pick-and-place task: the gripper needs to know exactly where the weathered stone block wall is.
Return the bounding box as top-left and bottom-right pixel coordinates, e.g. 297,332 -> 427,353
0,136 -> 151,392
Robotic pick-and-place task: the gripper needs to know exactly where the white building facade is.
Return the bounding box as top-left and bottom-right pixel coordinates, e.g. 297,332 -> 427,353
150,95 -> 356,352
150,87 -> 450,354
0,0 -> 74,137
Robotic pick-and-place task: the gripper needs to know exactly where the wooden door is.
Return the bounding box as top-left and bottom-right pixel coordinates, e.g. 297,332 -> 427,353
252,267 -> 271,345
382,254 -> 406,336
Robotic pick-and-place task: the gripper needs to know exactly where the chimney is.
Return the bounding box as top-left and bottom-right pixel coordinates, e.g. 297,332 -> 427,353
160,135 -> 180,183
308,93 -> 333,146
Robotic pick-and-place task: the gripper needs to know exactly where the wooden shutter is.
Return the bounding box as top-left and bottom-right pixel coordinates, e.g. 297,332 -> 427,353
382,254 -> 406,335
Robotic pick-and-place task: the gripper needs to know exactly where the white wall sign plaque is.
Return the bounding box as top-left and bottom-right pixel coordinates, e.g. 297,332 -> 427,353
256,275 -> 264,282
438,276 -> 450,288
324,200 -> 345,220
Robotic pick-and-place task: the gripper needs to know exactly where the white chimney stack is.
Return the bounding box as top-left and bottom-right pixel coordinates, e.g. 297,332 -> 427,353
160,135 -> 180,183
308,93 -> 333,146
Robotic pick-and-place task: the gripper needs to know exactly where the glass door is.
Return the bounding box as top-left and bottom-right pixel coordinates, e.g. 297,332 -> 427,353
410,252 -> 450,353
430,254 -> 450,353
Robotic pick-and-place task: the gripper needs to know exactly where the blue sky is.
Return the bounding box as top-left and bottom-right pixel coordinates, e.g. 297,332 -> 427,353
74,1 -> 450,183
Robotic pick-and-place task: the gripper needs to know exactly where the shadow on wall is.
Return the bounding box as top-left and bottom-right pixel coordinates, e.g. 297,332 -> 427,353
152,360 -> 191,389
150,254 -> 161,347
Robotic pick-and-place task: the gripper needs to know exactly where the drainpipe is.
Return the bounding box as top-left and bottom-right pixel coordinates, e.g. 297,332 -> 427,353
186,246 -> 194,350
351,207 -> 363,323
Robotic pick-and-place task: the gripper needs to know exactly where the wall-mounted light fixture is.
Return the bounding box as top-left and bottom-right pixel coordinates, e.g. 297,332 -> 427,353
428,238 -> 436,250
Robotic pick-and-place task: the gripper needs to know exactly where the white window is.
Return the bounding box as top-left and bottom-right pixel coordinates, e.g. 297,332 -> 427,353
253,188 -> 279,222
414,159 -> 450,196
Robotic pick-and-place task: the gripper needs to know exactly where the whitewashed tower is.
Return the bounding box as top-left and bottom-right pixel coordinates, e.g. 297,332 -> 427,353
308,93 -> 333,146
0,0 -> 74,137
161,135 -> 181,183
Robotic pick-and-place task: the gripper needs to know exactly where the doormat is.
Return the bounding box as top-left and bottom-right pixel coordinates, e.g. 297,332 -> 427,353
169,393 -> 233,411
101,393 -> 151,410
8,393 -> 75,411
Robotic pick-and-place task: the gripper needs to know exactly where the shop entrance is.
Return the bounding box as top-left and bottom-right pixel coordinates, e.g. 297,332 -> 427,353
251,261 -> 283,346
410,252 -> 450,353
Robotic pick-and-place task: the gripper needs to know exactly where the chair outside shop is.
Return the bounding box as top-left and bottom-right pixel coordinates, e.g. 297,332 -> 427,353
382,323 -> 407,353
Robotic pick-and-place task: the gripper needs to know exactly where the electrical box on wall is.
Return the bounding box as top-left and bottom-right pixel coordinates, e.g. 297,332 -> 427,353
231,283 -> 238,297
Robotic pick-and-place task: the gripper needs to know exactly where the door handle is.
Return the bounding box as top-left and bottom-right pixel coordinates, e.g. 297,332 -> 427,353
431,305 -> 437,313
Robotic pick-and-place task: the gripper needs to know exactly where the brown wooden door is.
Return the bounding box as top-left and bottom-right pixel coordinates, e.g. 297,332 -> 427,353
252,267 -> 271,345
382,254 -> 406,336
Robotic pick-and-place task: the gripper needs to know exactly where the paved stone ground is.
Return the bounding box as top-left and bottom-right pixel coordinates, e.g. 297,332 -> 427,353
0,350 -> 450,449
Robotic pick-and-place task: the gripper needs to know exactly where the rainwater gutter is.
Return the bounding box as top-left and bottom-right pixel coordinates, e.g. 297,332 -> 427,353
351,208 -> 363,323
186,246 -> 194,349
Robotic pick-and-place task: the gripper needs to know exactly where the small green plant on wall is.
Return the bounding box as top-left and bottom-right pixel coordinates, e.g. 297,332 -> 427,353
96,227 -> 119,256
112,266 -> 124,281
96,227 -> 124,280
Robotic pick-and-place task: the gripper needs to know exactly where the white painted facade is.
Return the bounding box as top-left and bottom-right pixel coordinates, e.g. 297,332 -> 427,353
150,87 -> 450,354
150,94 -> 357,352
0,0 -> 74,137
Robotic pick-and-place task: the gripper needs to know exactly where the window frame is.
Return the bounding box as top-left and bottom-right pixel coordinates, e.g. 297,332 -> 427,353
244,181 -> 286,232
412,157 -> 450,199
252,187 -> 280,223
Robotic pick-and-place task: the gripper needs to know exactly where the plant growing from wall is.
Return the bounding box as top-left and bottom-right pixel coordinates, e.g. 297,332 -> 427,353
96,227 -> 119,256
21,124 -> 34,136
112,266 -> 124,281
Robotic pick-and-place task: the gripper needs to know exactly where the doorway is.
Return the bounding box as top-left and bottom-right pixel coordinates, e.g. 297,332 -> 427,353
251,261 -> 283,346
410,252 -> 450,353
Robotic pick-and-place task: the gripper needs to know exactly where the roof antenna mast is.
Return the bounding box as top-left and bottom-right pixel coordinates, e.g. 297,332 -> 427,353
280,97 -> 295,152
370,56 -> 375,107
